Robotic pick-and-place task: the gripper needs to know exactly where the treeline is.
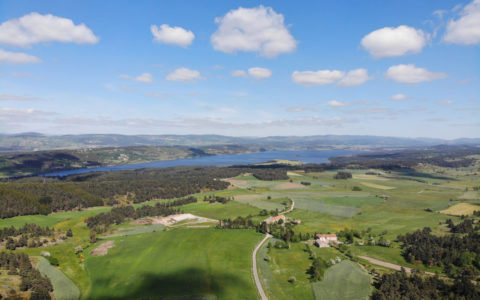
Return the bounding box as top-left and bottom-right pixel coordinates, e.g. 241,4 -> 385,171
1,224 -> 59,250
446,218 -> 479,234
305,245 -> 331,281
218,216 -> 313,243
397,227 -> 480,271
372,268 -> 479,300
85,196 -> 197,230
0,166 -> 296,218
333,171 -> 352,179
203,195 -> 232,204
0,252 -> 53,299
0,224 -> 55,242
251,169 -> 289,181
330,145 -> 480,170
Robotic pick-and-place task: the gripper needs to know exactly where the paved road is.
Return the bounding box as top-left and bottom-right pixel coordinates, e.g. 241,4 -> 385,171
359,256 -> 435,275
253,233 -> 272,300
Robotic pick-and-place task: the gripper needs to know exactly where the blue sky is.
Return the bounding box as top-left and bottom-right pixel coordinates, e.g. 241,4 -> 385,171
0,0 -> 479,138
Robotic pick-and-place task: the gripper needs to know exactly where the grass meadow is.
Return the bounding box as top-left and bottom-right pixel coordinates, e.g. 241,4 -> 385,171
312,261 -> 371,300
85,228 -> 262,300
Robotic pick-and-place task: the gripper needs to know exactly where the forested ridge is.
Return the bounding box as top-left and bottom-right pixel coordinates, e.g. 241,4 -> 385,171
0,166 -> 290,218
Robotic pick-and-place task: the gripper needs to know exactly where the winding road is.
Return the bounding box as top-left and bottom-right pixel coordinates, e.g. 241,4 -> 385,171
252,233 -> 272,300
284,199 -> 295,214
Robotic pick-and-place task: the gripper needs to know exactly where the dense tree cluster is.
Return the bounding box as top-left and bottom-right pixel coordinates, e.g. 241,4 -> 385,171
446,219 -> 478,234
333,171 -> 352,179
0,224 -> 55,242
304,245 -> 331,281
0,252 -> 53,299
218,216 -> 256,229
372,268 -> 479,300
397,227 -> 480,271
1,224 -> 58,250
203,195 -> 232,204
85,196 -> 197,230
251,169 -> 289,181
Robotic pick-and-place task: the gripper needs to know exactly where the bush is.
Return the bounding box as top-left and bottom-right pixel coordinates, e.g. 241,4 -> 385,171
334,171 -> 352,179
46,256 -> 59,266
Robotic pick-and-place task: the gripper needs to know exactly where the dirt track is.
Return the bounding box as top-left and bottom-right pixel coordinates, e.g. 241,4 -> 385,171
359,256 -> 435,275
90,241 -> 115,256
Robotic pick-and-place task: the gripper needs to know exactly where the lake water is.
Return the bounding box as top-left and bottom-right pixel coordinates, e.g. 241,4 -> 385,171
42,149 -> 361,177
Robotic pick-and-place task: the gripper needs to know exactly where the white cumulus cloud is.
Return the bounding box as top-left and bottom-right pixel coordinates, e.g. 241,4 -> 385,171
337,68 -> 371,87
390,94 -> 409,101
385,64 -> 447,84
361,25 -> 427,58
291,70 -> 345,86
166,67 -> 204,82
444,0 -> 480,45
327,100 -> 348,107
0,12 -> 99,47
211,5 -> 297,58
0,48 -> 41,64
248,67 -> 272,79
151,24 -> 195,47
231,70 -> 248,77
119,73 -> 153,83
438,99 -> 453,105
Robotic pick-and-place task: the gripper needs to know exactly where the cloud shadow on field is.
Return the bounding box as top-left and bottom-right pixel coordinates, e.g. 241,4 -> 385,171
93,267 -> 252,300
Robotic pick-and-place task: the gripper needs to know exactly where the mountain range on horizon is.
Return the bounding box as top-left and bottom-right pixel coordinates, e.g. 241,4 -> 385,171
1,132 -> 479,152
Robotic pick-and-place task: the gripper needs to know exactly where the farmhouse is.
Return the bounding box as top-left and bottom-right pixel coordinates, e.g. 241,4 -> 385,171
265,215 -> 286,224
315,234 -> 338,248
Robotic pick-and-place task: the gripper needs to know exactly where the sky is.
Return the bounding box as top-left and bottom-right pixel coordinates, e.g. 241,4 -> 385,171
0,0 -> 479,139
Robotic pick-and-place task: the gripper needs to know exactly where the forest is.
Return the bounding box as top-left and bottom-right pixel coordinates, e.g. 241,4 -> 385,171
397,227 -> 480,272
0,252 -> 53,299
0,166 -> 290,218
372,268 -> 479,300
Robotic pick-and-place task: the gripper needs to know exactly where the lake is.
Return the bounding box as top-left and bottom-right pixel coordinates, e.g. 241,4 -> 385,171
42,149 -> 361,177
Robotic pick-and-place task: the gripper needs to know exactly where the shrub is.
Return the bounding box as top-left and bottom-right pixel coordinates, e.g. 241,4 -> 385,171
334,171 -> 352,179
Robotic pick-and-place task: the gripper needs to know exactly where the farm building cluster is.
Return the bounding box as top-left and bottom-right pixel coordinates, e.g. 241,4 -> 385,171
314,234 -> 338,248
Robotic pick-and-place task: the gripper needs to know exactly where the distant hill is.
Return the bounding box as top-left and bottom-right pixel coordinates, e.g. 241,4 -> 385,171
0,133 -> 479,152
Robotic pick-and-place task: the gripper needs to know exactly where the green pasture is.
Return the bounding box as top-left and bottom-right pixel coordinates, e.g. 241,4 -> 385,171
85,228 -> 262,300
312,260 -> 371,300
0,207 -> 110,229
182,201 -> 261,219
257,240 -> 314,300
36,257 -> 80,300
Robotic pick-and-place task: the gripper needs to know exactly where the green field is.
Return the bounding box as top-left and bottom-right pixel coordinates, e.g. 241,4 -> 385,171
257,240 -> 314,300
312,261 -> 371,300
0,207 -> 110,229
1,162 -> 479,299
36,257 -> 80,300
85,228 -> 262,299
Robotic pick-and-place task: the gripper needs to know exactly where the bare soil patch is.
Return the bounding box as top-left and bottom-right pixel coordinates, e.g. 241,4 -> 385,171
287,171 -> 302,177
234,194 -> 262,200
353,174 -> 390,181
149,213 -> 218,226
223,178 -> 247,187
276,182 -> 303,189
90,241 -> 115,256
